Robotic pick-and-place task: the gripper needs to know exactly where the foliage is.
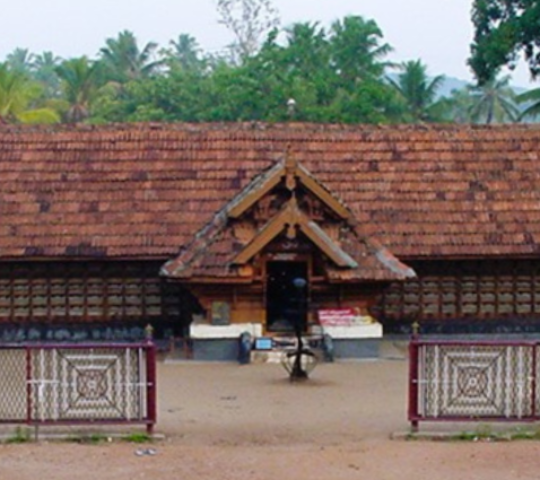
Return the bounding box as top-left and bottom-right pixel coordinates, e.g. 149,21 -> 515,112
330,16 -> 392,84
439,87 -> 476,123
164,34 -> 205,72
469,0 -> 540,83
6,427 -> 31,444
122,432 -> 152,443
0,7 -> 527,125
74,433 -> 110,444
33,51 -> 63,97
55,57 -> 104,122
0,63 -> 60,124
100,30 -> 163,83
6,48 -> 34,76
517,85 -> 540,119
468,73 -> 519,123
387,60 -> 445,122
88,15 -> 400,124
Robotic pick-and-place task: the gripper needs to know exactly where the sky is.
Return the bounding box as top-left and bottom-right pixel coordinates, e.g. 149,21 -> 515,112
1,0 -> 535,87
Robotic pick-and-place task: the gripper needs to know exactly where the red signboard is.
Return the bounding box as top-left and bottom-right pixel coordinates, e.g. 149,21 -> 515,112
318,308 -> 360,326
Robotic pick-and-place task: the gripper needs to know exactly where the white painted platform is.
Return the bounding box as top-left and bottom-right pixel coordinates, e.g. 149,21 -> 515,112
321,322 -> 383,339
190,323 -> 262,339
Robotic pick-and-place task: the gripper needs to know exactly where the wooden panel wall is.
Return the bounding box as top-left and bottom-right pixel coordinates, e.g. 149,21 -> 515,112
0,261 -> 189,326
373,259 -> 540,322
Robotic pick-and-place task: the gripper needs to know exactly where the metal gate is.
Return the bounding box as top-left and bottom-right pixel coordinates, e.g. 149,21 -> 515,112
409,340 -> 540,431
0,342 -> 156,432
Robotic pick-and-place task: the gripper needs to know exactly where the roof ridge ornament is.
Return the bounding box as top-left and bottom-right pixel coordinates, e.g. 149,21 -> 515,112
285,194 -> 300,239
284,146 -> 298,191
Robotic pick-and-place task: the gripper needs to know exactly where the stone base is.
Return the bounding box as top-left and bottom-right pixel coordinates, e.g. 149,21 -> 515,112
191,339 -> 240,361
332,339 -> 380,359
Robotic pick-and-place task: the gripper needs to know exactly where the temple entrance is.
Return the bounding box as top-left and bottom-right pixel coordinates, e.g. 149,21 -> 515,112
266,261 -> 308,333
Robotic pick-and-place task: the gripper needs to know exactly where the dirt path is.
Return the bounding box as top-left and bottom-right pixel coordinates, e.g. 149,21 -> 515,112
1,360 -> 540,480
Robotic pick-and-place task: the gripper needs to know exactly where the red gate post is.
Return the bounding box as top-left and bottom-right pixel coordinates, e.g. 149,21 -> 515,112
145,341 -> 157,435
26,346 -> 32,426
408,337 -> 420,432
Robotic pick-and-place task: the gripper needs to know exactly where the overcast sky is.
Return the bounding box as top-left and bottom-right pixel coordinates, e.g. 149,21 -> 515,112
1,0 -> 534,86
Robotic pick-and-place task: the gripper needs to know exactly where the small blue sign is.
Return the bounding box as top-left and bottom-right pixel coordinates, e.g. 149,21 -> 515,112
255,337 -> 273,350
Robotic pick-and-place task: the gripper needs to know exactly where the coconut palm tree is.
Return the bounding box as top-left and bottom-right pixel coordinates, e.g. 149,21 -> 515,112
33,51 -> 63,97
0,63 -> 59,124
468,74 -> 519,124
99,30 -> 163,83
6,48 -> 35,76
165,34 -> 204,71
55,57 -> 103,122
330,15 -> 393,84
516,86 -> 540,120
387,60 -> 445,122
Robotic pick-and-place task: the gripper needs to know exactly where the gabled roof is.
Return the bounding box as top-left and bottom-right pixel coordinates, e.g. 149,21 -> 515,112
228,151 -> 351,220
2,122 -> 540,259
161,157 -> 414,282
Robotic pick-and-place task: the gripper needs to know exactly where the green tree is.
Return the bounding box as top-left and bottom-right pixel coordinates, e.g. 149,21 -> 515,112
165,34 -> 204,72
330,16 -> 392,85
469,0 -> 540,83
100,30 -> 163,83
516,85 -> 540,120
439,87 -> 476,123
0,63 -> 59,124
71,16 -> 401,124
387,60 -> 445,122
55,57 -> 104,122
468,73 -> 519,123
6,48 -> 35,76
33,51 -> 63,97
245,16 -> 397,123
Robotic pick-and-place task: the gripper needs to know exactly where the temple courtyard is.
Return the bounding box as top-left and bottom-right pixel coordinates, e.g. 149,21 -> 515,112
0,356 -> 539,480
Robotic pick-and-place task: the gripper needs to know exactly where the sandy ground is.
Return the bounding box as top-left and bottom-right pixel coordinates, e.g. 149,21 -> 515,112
1,359 -> 540,480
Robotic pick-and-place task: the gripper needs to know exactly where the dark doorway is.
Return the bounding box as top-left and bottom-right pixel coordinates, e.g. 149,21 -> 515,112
266,261 -> 308,333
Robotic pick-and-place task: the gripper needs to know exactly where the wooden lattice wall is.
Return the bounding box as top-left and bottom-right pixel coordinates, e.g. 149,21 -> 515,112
373,260 -> 540,330
0,261 -> 194,336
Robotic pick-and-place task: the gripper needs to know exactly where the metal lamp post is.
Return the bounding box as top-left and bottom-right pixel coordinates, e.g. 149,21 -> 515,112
290,277 -> 308,380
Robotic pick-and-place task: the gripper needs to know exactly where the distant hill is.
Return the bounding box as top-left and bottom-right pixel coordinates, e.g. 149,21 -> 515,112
438,76 -> 527,97
387,74 -> 527,99
436,76 -> 469,98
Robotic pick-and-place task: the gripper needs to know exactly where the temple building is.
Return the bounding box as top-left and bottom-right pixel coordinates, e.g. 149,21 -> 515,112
1,123 -> 540,359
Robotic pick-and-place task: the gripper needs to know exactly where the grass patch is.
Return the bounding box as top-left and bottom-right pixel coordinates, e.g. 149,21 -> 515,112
122,432 -> 152,443
450,424 -> 496,442
74,433 -> 110,444
5,427 -> 31,444
407,424 -> 540,442
506,428 -> 540,441
450,431 -> 497,442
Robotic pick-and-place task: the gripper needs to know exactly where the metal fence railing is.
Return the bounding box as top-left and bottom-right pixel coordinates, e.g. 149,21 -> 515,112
0,342 -> 156,433
409,339 -> 540,431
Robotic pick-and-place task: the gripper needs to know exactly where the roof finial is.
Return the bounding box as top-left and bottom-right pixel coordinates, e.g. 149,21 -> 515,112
287,98 -> 296,118
285,146 -> 297,191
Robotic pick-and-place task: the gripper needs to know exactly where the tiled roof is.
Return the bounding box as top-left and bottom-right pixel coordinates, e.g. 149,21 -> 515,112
2,122 -> 540,259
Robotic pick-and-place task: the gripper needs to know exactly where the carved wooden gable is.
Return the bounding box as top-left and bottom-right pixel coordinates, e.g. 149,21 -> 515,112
162,154 -> 414,283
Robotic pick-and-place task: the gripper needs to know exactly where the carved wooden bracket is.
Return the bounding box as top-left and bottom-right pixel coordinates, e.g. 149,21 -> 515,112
232,197 -> 357,268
